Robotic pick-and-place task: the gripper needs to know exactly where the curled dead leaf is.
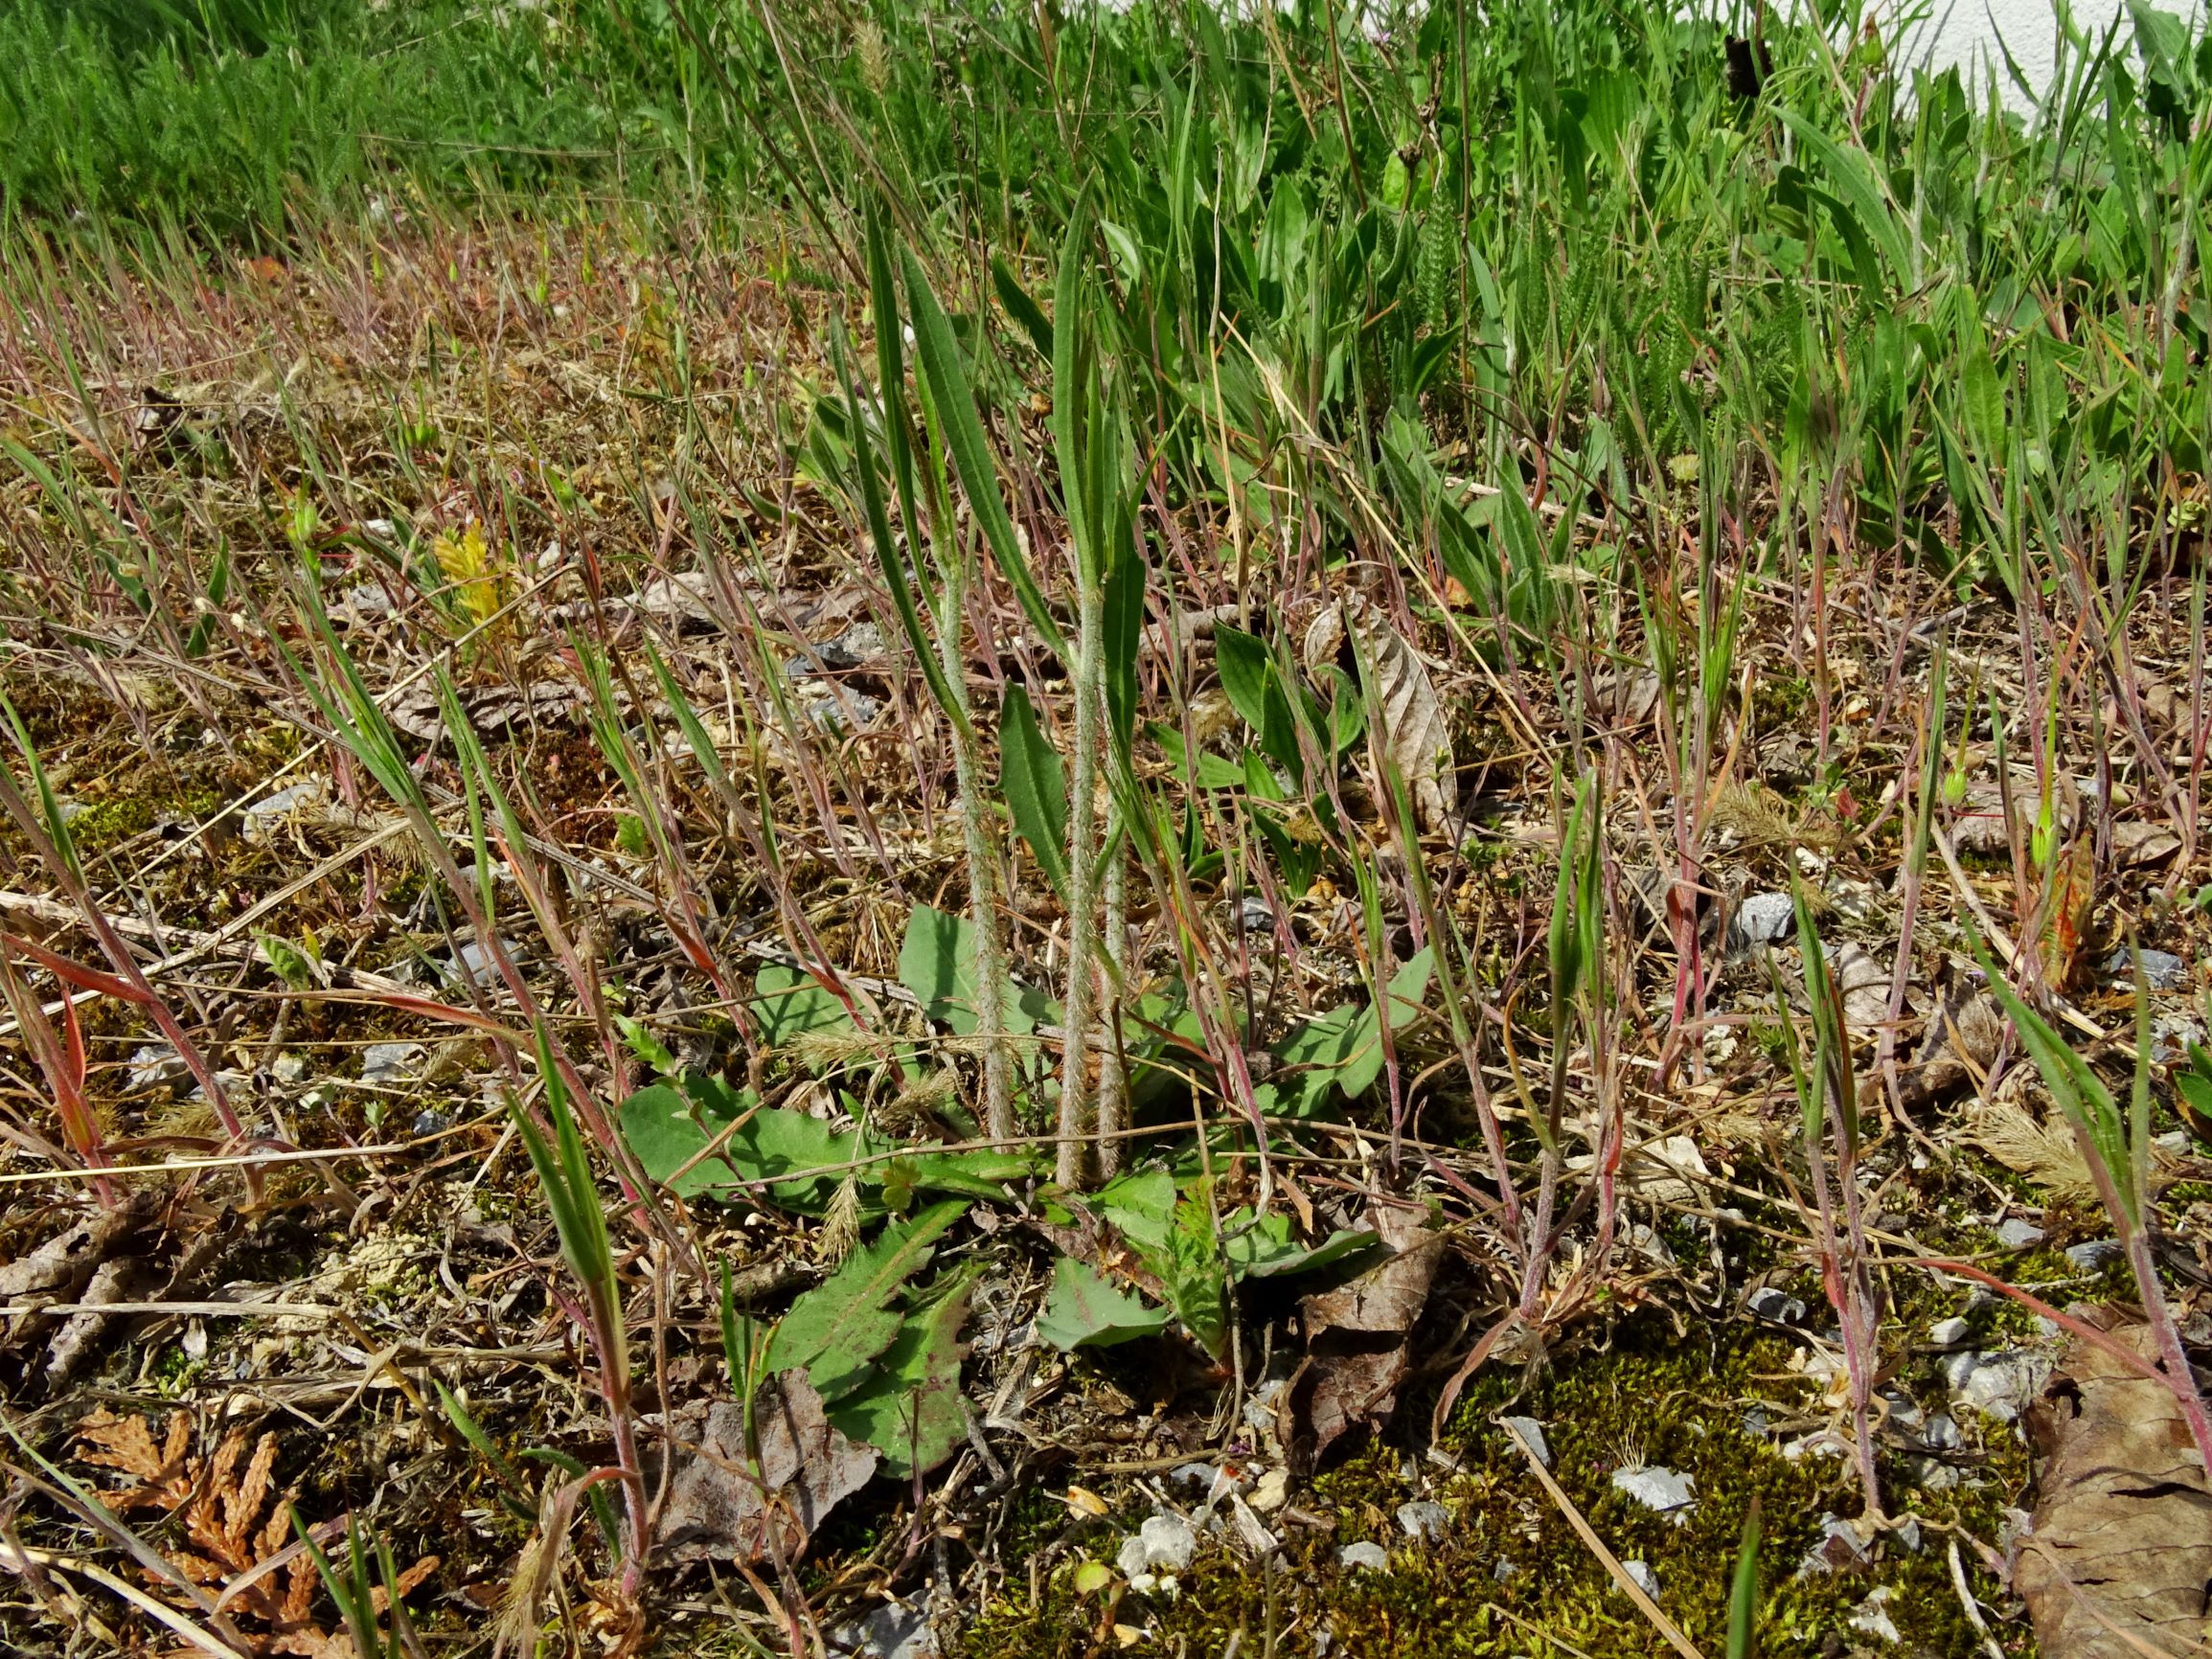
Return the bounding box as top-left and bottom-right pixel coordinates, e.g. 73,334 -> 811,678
1282,1202 -> 1442,1471
1303,596 -> 1455,832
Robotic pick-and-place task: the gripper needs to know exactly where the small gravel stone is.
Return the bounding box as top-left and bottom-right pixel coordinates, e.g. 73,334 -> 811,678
1995,1217 -> 2046,1249
1622,1559 -> 1660,1598
2064,1239 -> 2122,1271
1338,1541 -> 1390,1572
1747,1286 -> 1807,1324
126,1043 -> 185,1092
1927,1316 -> 1972,1348
1849,1587 -> 1903,1644
1922,1413 -> 1962,1450
1249,1468 -> 1289,1514
2109,946 -> 2186,989
831,1602 -> 937,1659
361,1041 -> 423,1084
1396,1501 -> 1448,1544
1117,1515 -> 1196,1579
1501,1417 -> 1551,1467
1727,891 -> 1794,955
1802,1514 -> 1873,1575
1610,1466 -> 1696,1520
1946,1350 -> 2054,1421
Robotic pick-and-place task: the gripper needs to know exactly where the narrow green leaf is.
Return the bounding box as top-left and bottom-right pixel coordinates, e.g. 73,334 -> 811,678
1973,940 -> 2137,1227
901,245 -> 1067,659
1001,684 -> 1072,902
834,321 -> 964,730
1778,110 -> 1910,293
1726,1500 -> 1762,1659
992,254 -> 1054,361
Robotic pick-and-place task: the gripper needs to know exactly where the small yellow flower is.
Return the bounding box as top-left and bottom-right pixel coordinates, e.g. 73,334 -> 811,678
432,522 -> 510,630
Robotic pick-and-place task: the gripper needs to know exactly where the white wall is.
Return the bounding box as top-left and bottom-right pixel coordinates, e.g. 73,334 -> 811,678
1900,0 -> 2200,106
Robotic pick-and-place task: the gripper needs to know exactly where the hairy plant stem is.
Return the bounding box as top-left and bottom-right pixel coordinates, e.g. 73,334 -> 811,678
1057,579 -> 1106,1187
1096,832 -> 1128,1178
937,549 -> 1015,1141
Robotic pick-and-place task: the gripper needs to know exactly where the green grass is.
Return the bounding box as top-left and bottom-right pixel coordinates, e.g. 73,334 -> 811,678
6,0 -> 2212,1650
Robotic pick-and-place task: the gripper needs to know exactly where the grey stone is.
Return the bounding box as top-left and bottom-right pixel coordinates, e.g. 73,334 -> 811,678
2064,1239 -> 2122,1271
1396,1501 -> 1448,1544
450,938 -> 522,989
241,782 -> 325,837
1802,1513 -> 1873,1575
1610,1466 -> 1696,1520
1927,1316 -> 1972,1348
2109,946 -> 2187,989
804,689 -> 881,732
1501,1416 -> 1551,1468
1849,1587 -> 1902,1645
411,1110 -> 452,1139
1923,1413 -> 1962,1451
832,1603 -> 937,1659
1338,1541 -> 1390,1572
1946,1350 -> 2053,1421
361,1041 -> 423,1084
1727,891 -> 1794,956
1995,1217 -> 2046,1249
1622,1559 -> 1660,1598
1116,1514 -> 1196,1579
126,1043 -> 185,1093
1747,1286 -> 1807,1324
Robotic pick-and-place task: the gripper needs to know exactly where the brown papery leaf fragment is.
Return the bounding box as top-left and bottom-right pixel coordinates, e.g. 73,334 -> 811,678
1304,597 -> 1456,833
2017,1308 -> 2212,1659
1281,1202 -> 1443,1471
659,1370 -> 878,1564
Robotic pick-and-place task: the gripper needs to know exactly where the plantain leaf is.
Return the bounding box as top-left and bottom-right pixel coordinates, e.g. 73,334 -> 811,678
752,964 -> 854,1050
1215,625 -> 1271,732
1001,684 -> 1071,902
900,903 -> 1053,1035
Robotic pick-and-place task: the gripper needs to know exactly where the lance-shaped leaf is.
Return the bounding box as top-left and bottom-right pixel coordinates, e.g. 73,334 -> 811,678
764,1200 -> 968,1401
835,318 -> 963,731
1036,1258 -> 1171,1351
827,1270 -> 978,1478
901,244 -> 1066,659
1973,939 -> 2140,1229
1001,684 -> 1071,901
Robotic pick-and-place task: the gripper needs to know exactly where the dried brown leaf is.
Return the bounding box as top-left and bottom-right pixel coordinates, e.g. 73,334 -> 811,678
1305,597 -> 1455,832
1283,1204 -> 1443,1470
2018,1311 -> 2212,1659
659,1371 -> 878,1564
